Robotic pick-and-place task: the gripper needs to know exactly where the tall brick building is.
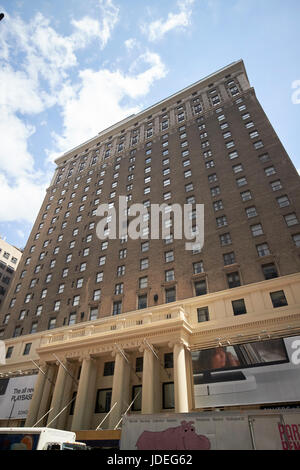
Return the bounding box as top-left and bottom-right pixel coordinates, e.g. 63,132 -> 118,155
1,60 -> 300,431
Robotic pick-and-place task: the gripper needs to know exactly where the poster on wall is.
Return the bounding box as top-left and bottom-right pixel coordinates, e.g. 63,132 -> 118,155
191,336 -> 300,409
0,374 -> 37,420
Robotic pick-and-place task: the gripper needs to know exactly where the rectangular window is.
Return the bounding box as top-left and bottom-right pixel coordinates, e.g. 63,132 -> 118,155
139,277 -> 148,289
232,299 -> 247,316
103,361 -> 115,376
237,177 -> 247,187
251,224 -> 263,237
165,287 -> 176,303
220,233 -> 232,246
113,300 -> 122,315
292,233 -> 300,247
227,272 -> 241,288
270,180 -> 282,192
241,190 -> 252,202
131,385 -> 142,412
193,261 -> 204,274
223,252 -> 235,266
195,280 -> 207,296
284,213 -> 299,227
246,206 -> 258,218
163,382 -> 175,409
138,294 -> 147,310
270,290 -> 288,308
89,308 -> 98,321
165,251 -> 174,263
164,352 -> 174,368
93,289 -> 101,301
262,263 -> 278,280
276,195 -> 290,208
197,307 -> 209,322
140,259 -> 149,270
95,389 -> 112,413
165,269 -> 175,282
257,243 -> 270,257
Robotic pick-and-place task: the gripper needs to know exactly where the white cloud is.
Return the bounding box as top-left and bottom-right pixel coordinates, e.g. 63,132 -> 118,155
71,0 -> 119,50
143,0 -> 195,42
125,38 -> 138,50
0,2 -> 120,225
51,51 -> 167,156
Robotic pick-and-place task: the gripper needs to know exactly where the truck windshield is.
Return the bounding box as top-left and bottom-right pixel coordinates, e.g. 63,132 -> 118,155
61,443 -> 87,450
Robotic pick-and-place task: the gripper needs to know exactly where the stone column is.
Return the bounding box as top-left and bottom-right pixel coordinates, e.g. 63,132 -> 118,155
47,360 -> 68,428
172,341 -> 189,413
35,363 -> 56,426
56,362 -> 77,430
141,344 -> 160,414
71,356 -> 97,431
108,350 -> 130,429
25,363 -> 48,426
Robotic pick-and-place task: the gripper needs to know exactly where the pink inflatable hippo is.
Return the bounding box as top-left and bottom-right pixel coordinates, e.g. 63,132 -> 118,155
136,421 -> 210,450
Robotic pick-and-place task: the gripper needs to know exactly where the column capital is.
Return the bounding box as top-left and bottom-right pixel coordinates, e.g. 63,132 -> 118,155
168,339 -> 190,350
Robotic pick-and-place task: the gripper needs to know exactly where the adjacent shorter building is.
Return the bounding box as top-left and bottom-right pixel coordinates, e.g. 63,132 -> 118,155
0,238 -> 22,315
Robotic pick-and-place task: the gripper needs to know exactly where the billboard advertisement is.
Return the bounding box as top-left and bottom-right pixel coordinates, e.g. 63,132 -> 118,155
120,411 -> 300,450
192,336 -> 300,408
0,374 -> 37,420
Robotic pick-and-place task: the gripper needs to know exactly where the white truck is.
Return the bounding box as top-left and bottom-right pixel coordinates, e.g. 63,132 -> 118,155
0,427 -> 88,450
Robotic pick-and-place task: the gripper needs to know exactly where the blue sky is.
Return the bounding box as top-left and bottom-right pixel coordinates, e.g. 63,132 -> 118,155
0,0 -> 300,249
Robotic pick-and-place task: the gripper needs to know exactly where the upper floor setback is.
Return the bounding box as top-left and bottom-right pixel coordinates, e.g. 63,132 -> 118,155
51,60 -> 251,184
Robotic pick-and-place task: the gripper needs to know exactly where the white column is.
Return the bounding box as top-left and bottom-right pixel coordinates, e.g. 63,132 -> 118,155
108,351 -> 130,429
35,363 -> 56,426
71,356 -> 97,431
172,341 -> 189,413
47,361 -> 68,428
141,345 -> 160,414
25,363 -> 48,426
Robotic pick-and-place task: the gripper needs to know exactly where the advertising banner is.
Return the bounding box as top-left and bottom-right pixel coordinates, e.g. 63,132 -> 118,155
192,336 -> 300,409
0,374 -> 37,420
120,411 -> 300,450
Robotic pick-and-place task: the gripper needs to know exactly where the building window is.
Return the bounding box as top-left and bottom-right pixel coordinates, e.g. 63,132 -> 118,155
48,318 -> 56,330
73,295 -> 80,306
140,258 -> 149,270
30,322 -> 38,334
216,215 -> 228,228
131,385 -> 142,412
114,283 -> 123,295
95,389 -> 112,413
54,301 -> 60,312
223,252 -> 235,266
165,251 -> 174,263
220,233 -> 232,246
241,190 -> 252,202
264,166 -> 276,177
292,233 -> 300,247
193,261 -> 204,274
270,290 -> 288,308
262,263 -> 278,280
257,243 -> 270,257
113,300 -> 122,315
232,299 -> 247,316
197,307 -> 209,322
136,357 -> 143,372
138,294 -> 147,310
6,346 -> 13,359
251,224 -> 264,237
246,206 -> 258,218
165,269 -> 175,282
163,382 -> 175,409
270,180 -> 282,191
276,195 -> 290,208
227,272 -> 241,288
284,213 -> 299,227
213,200 -> 223,212
23,343 -> 32,355
165,287 -> 176,303
194,280 -> 207,296
89,308 -> 98,321
236,177 -> 247,187
68,313 -> 76,325
164,352 -> 173,368
139,277 -> 148,289
103,361 -> 115,376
